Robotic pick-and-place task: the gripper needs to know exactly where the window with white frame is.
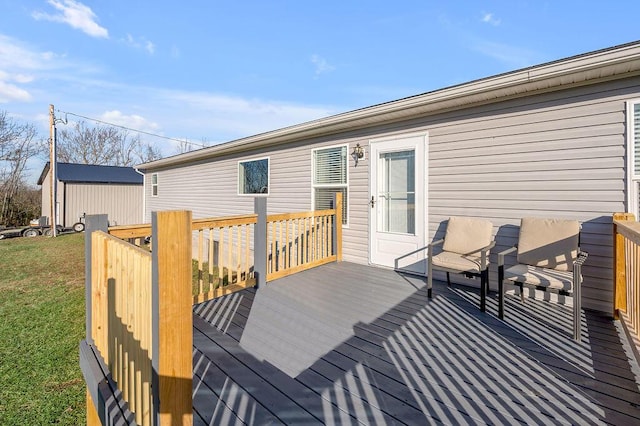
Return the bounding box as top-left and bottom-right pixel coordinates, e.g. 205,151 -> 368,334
628,101 -> 640,218
151,173 -> 158,197
238,157 -> 269,195
312,145 -> 348,224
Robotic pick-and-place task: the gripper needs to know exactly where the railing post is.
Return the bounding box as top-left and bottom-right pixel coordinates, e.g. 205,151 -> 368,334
613,213 -> 636,319
332,192 -> 343,261
152,210 -> 193,426
254,198 -> 267,287
84,215 -> 109,345
83,214 -> 108,426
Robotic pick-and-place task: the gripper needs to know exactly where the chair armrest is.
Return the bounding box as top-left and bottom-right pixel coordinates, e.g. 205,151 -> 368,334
428,238 -> 445,248
427,238 -> 445,260
479,241 -> 496,269
498,246 -> 518,266
480,241 -> 496,253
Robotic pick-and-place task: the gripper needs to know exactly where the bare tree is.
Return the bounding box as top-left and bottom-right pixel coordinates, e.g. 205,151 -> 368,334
0,111 -> 41,225
174,138 -> 208,155
57,120 -> 162,166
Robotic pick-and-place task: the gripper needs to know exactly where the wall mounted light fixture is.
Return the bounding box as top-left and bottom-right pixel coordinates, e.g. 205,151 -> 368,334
351,143 -> 365,166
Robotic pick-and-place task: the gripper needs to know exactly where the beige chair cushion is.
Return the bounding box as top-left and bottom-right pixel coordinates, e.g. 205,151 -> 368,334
503,264 -> 575,291
517,217 -> 579,272
431,251 -> 482,273
442,216 -> 493,255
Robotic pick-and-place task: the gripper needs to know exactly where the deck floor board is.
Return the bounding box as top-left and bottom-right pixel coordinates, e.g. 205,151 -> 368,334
192,262 -> 640,425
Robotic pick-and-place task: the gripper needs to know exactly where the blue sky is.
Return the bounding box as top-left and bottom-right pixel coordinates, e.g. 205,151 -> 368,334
1,1 -> 639,180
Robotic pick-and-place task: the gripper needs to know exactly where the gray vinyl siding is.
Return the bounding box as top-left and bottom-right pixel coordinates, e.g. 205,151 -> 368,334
64,183 -> 143,227
145,75 -> 640,314
421,76 -> 638,314
146,139 -> 372,265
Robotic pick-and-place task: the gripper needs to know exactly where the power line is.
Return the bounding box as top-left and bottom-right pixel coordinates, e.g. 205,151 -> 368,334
55,109 -> 208,148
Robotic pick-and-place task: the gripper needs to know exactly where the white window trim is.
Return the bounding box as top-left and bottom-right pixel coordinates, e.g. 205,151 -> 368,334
151,173 -> 158,197
237,156 -> 270,197
626,100 -> 640,218
311,143 -> 349,227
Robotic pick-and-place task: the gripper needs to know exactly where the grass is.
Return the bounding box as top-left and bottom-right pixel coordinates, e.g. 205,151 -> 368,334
0,233 -> 86,425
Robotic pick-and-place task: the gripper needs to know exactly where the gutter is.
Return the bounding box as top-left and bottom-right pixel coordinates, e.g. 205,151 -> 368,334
134,168 -> 146,223
139,40 -> 640,171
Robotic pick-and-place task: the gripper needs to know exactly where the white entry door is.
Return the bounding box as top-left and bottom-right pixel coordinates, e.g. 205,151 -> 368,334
369,133 -> 427,274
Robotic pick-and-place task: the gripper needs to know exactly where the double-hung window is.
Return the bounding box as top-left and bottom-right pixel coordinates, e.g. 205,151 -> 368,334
628,101 -> 640,217
312,145 -> 348,225
151,173 -> 158,197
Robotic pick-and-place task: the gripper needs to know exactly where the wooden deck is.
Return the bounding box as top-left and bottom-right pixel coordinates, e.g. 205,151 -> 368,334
191,262 -> 640,425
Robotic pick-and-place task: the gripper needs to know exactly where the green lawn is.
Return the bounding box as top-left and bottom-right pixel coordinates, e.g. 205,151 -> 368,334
0,233 -> 86,425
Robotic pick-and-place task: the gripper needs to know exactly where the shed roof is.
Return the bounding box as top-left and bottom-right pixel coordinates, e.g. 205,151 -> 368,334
138,40 -> 640,171
37,162 -> 143,185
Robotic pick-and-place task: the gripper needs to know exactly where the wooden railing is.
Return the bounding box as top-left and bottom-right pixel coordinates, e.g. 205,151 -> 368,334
107,193 -> 343,304
267,199 -> 342,281
192,214 -> 257,303
82,196 -> 343,425
108,223 -> 151,246
82,211 -> 193,426
613,213 -> 640,342
90,231 -> 153,425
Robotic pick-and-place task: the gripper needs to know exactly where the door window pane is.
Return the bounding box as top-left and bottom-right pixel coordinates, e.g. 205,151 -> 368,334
378,150 -> 415,234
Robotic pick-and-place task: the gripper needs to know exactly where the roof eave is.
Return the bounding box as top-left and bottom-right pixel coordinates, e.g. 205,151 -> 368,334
138,41 -> 640,171
36,162 -> 50,185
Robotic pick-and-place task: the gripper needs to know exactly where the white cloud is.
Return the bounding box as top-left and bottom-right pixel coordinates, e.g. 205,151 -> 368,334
438,14 -> 539,70
145,41 -> 155,55
0,33 -> 342,158
123,34 -> 155,55
170,45 -> 181,59
99,110 -> 160,133
0,35 -> 57,103
32,0 -> 108,39
0,34 -> 58,71
0,81 -> 32,103
14,74 -> 35,84
481,12 -> 501,26
472,40 -> 538,68
311,54 -> 336,77
145,90 -> 339,156
57,91 -> 338,158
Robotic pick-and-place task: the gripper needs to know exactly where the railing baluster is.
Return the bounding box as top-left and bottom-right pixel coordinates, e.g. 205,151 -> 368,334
236,225 -> 242,284
198,230 -> 204,300
229,226 -> 232,282
323,215 -> 328,258
272,224 -> 276,272
286,219 -> 290,270
219,227 -> 225,293
298,219 -> 301,265
245,224 -> 250,283
627,240 -> 640,335
208,228 -> 214,295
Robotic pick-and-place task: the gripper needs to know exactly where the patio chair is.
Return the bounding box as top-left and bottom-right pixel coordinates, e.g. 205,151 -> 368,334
497,217 -> 588,341
427,217 -> 495,311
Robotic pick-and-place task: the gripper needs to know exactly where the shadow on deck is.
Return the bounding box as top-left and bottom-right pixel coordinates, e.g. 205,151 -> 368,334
191,262 -> 640,425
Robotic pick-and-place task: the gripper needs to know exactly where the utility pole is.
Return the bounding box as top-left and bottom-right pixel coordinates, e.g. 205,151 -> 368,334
49,104 -> 57,237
